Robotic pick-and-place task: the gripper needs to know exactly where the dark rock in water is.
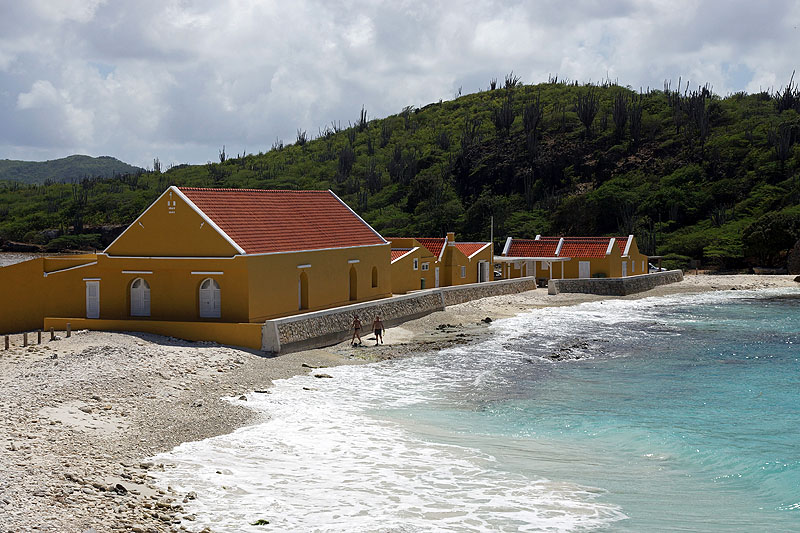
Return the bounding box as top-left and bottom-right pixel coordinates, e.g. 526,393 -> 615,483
113,483 -> 127,495
314,373 -> 333,379
482,317 -> 492,323
238,395 -> 247,401
301,363 -> 322,369
794,275 -> 800,283
252,519 -> 270,526
254,389 -> 270,394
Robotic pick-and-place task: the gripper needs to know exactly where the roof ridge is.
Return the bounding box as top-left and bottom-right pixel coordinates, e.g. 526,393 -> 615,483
177,187 -> 329,193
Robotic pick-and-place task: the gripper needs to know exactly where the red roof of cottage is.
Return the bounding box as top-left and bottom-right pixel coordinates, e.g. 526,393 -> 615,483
416,238 -> 446,259
177,187 -> 386,254
616,236 -> 631,256
455,242 -> 490,258
506,238 -> 559,257
391,248 -> 413,261
558,237 -> 613,258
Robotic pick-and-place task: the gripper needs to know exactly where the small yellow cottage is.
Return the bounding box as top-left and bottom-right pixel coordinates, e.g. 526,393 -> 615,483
0,186 -> 392,348
500,235 -> 647,280
389,232 -> 492,291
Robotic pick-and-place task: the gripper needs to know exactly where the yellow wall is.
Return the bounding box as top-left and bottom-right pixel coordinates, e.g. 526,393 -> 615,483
622,238 -> 649,276
390,247 -> 437,294
246,243 -> 392,321
105,187 -> 239,257
0,258 -> 47,333
43,318 -> 263,350
465,245 -> 493,283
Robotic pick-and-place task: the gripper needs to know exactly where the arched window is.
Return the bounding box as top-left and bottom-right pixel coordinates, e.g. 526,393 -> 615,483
349,266 -> 357,301
298,272 -> 309,310
371,266 -> 378,288
199,278 -> 221,318
130,278 -> 150,317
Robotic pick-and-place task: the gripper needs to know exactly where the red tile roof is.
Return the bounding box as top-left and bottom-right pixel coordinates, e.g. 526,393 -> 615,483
416,238 -> 446,259
178,187 -> 386,254
558,237 -> 613,258
391,248 -> 413,261
455,242 -> 490,258
506,238 -> 559,257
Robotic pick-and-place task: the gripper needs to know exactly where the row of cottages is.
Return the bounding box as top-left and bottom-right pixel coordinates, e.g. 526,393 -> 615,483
0,187 -> 392,348
500,235 -> 648,280
388,232 -> 493,293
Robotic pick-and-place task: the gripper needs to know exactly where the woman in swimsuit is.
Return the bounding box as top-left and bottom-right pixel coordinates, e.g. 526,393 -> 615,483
372,315 -> 384,345
351,314 -> 363,346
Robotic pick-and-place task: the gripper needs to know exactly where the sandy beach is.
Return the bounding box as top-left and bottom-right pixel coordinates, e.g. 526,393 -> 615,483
0,273 -> 797,533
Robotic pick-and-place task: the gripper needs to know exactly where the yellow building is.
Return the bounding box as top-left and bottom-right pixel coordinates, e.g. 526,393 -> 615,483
389,238 -> 438,293
389,232 -> 492,292
0,186 -> 392,349
500,235 -> 647,280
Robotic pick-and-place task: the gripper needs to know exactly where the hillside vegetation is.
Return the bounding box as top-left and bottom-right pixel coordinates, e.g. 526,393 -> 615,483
0,155 -> 142,184
1,76 -> 799,269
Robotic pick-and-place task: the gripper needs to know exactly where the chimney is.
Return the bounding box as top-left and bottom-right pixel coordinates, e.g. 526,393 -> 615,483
446,231 -> 455,244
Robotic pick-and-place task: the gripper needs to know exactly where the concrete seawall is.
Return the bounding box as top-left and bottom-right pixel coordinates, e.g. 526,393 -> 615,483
547,270 -> 684,296
262,277 -> 539,354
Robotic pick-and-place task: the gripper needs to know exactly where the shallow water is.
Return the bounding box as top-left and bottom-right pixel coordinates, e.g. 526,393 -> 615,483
155,289 -> 800,532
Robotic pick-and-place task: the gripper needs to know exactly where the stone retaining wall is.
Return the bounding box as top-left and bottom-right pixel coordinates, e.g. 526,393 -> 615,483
262,277 -> 539,353
547,270 -> 684,296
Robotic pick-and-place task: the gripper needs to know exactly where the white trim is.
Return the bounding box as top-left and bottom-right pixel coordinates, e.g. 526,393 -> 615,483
191,271 -> 224,275
502,237 -> 512,256
172,186 -> 247,255
554,237 -> 564,256
82,277 -> 101,281
438,238 -> 447,261
244,242 -> 388,257
466,242 -> 492,259
348,259 -> 360,264
122,270 -> 153,274
623,235 -> 633,257
328,189 -> 388,244
495,256 -> 570,262
297,264 -> 311,269
42,261 -> 98,277
606,238 -> 616,256
100,253 -> 237,260
535,234 -> 541,240
390,247 -> 418,264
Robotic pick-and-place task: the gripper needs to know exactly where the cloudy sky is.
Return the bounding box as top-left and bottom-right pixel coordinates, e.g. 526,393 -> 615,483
1,0 -> 798,168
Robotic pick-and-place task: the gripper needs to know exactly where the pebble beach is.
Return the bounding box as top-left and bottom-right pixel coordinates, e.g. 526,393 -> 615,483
0,273 -> 797,532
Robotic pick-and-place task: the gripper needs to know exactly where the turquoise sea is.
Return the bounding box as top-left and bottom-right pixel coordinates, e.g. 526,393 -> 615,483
155,289 -> 800,532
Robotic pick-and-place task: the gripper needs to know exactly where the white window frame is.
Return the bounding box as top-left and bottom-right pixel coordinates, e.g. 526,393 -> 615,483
413,258 -> 419,270
421,262 -> 430,271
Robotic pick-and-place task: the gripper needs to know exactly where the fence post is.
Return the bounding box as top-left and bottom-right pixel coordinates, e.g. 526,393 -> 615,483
50,328 -> 55,341
38,330 -> 42,344
66,323 -> 71,338
4,336 -> 8,351
23,333 -> 28,347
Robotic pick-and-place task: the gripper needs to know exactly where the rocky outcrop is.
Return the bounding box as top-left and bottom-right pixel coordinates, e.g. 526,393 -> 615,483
788,239 -> 800,275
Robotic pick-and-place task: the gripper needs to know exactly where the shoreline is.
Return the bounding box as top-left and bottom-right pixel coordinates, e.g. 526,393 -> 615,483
1,274 -> 797,532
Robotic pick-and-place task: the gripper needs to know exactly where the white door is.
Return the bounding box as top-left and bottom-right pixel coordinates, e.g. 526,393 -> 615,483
478,261 -> 490,282
85,281 -> 99,319
434,267 -> 440,288
199,278 -> 221,318
130,278 -> 150,317
621,261 -> 627,277
578,261 -> 591,279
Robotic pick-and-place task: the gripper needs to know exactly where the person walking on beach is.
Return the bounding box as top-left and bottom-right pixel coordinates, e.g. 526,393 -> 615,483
351,314 -> 363,346
372,315 -> 384,345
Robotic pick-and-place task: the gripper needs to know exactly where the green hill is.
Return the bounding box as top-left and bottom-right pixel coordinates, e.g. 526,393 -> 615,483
0,155 -> 142,184
1,78 -> 799,268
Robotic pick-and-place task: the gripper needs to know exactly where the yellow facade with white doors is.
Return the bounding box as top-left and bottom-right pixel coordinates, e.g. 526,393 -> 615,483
0,186 -> 392,349
389,238 -> 438,294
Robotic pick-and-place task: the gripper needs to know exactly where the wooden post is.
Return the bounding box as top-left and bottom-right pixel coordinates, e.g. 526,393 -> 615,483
66,323 -> 71,338
50,328 -> 55,341
4,336 -> 8,351
37,330 -> 42,344
23,333 -> 28,347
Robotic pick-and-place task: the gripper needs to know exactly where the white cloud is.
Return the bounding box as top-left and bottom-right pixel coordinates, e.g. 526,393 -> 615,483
0,0 -> 798,166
